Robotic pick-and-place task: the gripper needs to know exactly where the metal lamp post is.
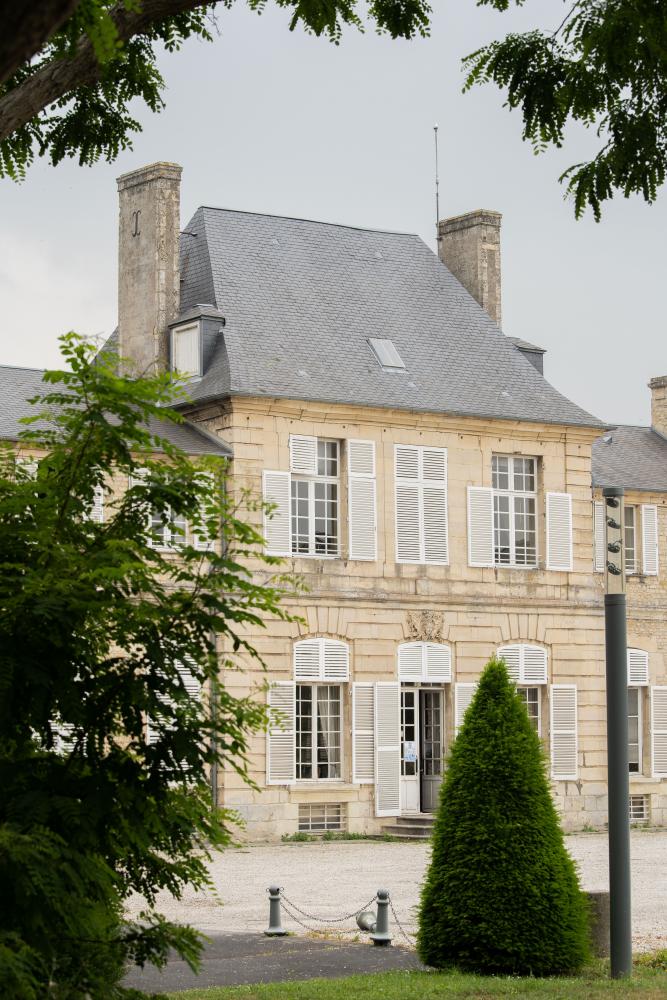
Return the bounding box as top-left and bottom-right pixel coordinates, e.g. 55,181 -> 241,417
602,486 -> 632,978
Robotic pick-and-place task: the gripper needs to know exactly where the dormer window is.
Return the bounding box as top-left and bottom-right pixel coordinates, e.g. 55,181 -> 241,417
171,323 -> 201,378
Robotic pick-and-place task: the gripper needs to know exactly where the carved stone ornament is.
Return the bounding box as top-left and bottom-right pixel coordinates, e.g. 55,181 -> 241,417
406,610 -> 444,642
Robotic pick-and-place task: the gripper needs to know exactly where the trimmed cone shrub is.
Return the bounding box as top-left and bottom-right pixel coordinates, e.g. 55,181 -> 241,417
417,658 -> 589,975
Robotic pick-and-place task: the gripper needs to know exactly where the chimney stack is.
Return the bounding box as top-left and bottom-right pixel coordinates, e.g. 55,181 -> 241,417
437,210 -> 502,328
649,376 -> 667,437
117,162 -> 182,374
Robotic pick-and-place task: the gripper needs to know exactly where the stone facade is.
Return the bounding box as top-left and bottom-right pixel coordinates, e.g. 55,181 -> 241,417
181,394 -> 667,840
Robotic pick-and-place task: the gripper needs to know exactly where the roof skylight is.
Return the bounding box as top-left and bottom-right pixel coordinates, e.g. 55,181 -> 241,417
368,338 -> 406,371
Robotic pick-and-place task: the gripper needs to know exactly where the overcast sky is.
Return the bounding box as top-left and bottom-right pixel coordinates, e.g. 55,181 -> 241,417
0,2 -> 665,427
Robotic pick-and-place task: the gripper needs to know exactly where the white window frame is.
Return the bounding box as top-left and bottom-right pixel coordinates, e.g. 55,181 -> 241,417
295,682 -> 344,782
628,686 -> 642,774
518,686 -> 542,737
491,454 -> 538,569
290,438 -> 340,558
171,322 -> 201,378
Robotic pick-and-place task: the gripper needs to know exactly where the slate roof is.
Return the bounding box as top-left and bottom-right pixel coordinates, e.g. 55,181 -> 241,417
177,206 -> 604,428
592,426 -> 667,493
0,365 -> 231,456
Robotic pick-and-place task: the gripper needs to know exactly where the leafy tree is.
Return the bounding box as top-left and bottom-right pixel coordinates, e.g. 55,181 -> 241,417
465,1 -> 667,219
417,657 -> 589,976
0,333 -> 294,998
0,0 -> 431,179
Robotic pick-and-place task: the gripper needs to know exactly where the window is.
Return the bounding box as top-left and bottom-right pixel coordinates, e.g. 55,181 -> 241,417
296,683 -> 342,779
518,687 -> 541,735
400,688 -> 417,777
298,802 -> 344,832
172,324 -> 200,377
625,505 -> 637,574
150,507 -> 186,548
492,455 -> 537,567
629,795 -> 648,823
628,687 -> 642,774
368,338 -> 406,371
291,440 -> 339,556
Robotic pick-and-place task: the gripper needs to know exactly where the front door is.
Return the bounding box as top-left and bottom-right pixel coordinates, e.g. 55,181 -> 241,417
420,688 -> 444,812
400,687 -> 420,812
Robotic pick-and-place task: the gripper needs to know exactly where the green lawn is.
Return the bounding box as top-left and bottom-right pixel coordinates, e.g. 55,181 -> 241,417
166,956 -> 667,1000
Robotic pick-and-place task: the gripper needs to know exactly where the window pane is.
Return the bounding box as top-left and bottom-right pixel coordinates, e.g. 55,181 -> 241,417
493,494 -> 511,564
316,685 -> 341,779
291,479 -> 311,554
314,481 -> 338,555
401,689 -> 417,776
492,455 -> 509,491
627,687 -> 640,774
296,685 -> 313,779
518,687 -> 540,734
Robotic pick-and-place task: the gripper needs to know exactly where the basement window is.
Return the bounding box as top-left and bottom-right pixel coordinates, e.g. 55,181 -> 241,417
298,802 -> 345,833
368,338 -> 406,371
629,795 -> 648,823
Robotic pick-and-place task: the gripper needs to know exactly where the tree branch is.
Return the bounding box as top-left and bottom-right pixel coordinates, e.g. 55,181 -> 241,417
0,0 -> 213,143
0,0 -> 82,89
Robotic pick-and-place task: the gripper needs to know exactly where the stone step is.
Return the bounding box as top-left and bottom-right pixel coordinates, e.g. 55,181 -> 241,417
393,815 -> 435,826
383,823 -> 433,839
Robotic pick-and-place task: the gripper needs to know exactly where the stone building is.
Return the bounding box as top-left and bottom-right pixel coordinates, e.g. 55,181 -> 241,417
1,161 -> 665,838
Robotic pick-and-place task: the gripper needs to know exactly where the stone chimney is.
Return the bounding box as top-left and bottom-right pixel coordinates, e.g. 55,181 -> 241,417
437,210 -> 502,328
117,162 -> 182,374
649,376 -> 667,437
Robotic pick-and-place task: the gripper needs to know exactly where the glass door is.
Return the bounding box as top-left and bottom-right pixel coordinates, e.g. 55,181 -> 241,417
420,688 -> 443,812
400,687 -> 420,813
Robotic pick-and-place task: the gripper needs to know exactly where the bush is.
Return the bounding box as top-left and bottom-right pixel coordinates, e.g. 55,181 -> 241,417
417,658 -> 589,975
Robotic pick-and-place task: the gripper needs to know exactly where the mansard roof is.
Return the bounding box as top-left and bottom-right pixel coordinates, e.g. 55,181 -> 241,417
592,425 -> 667,493
177,206 -> 603,429
0,364 -> 230,456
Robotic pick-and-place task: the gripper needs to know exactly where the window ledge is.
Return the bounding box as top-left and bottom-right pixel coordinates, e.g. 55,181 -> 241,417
289,781 -> 360,790
629,775 -> 661,784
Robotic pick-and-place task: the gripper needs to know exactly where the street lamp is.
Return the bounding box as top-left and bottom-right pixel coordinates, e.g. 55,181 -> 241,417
602,486 -> 632,978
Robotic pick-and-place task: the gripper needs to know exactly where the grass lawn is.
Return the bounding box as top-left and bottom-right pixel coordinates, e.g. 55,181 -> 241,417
166,955 -> 667,1000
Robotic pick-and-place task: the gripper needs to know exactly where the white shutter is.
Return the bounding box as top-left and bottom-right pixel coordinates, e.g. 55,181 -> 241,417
321,640 -> 349,681
267,682 -> 296,784
497,645 -> 521,683
395,445 -> 448,565
546,492 -> 573,571
397,643 -> 423,681
550,685 -> 578,780
262,471 -> 291,555
467,486 -> 494,567
522,646 -> 548,685
650,687 -> 667,778
455,683 -> 477,734
424,643 -> 452,683
422,447 -> 448,564
395,482 -> 421,562
289,435 -> 318,475
348,440 -> 377,561
352,683 -> 375,783
499,644 -> 547,685
91,485 -> 104,523
374,682 -> 401,817
176,659 -> 202,703
193,471 -> 215,551
641,505 -> 659,576
593,500 -> 605,572
293,638 -> 349,681
627,649 -> 649,687
15,456 -> 38,479
294,640 -> 321,679
173,325 -> 200,377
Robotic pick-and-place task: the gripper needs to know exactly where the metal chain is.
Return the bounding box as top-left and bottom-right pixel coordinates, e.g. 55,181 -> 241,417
280,892 -> 377,925
279,899 -> 365,936
389,897 -> 415,946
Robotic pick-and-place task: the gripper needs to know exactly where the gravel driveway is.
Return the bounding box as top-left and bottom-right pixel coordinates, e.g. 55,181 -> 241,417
126,831 -> 667,953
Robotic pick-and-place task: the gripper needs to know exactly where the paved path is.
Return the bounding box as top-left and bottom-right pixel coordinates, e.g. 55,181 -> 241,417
126,830 -> 667,955
124,933 -> 424,993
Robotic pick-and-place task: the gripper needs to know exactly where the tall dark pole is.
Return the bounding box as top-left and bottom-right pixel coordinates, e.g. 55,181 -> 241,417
602,486 -> 632,978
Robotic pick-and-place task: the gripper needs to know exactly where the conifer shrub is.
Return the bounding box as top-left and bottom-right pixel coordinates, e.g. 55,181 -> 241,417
417,657 -> 589,976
